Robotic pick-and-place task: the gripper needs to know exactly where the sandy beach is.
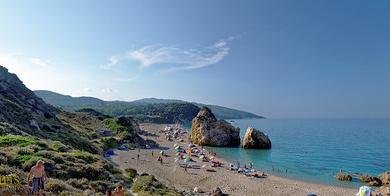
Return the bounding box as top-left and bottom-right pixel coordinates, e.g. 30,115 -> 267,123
111,123 -> 357,196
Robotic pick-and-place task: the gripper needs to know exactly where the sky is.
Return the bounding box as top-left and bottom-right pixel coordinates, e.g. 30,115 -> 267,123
0,0 -> 389,118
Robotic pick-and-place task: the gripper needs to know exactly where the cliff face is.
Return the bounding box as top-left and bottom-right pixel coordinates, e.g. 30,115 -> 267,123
189,107 -> 240,147
0,65 -> 96,153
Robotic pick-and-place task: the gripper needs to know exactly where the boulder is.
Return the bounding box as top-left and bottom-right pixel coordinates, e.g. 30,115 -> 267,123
380,171 -> 390,185
242,127 -> 271,149
336,172 -> 352,181
189,107 -> 240,147
360,175 -> 382,186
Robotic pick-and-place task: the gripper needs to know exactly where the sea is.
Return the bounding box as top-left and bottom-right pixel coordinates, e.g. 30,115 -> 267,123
205,119 -> 390,188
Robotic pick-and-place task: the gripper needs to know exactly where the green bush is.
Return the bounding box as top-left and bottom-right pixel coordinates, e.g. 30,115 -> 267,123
34,150 -> 64,164
101,137 -> 118,150
0,135 -> 38,147
132,175 -> 179,196
15,147 -> 34,155
125,168 -> 137,181
46,178 -> 79,194
51,141 -> 69,152
70,151 -> 97,164
21,156 -> 46,171
66,178 -> 90,190
89,180 -> 114,193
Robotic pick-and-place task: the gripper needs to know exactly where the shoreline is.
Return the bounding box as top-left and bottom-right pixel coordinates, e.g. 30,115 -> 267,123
111,123 -> 359,195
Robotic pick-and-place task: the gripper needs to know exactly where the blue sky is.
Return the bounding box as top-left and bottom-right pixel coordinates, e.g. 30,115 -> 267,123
0,0 -> 389,118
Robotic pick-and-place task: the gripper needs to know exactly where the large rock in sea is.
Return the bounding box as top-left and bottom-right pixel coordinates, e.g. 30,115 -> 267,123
242,127 -> 271,149
189,107 -> 240,147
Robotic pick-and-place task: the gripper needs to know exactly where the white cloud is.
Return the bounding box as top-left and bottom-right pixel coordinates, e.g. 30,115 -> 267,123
113,76 -> 138,82
29,58 -> 50,67
101,37 -> 235,72
0,53 -> 51,68
102,88 -> 113,93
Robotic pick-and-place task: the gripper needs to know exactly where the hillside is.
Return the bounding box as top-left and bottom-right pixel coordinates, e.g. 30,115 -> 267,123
0,65 -> 157,195
34,91 -> 264,120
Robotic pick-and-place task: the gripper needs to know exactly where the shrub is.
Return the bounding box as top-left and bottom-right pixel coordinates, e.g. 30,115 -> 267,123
21,156 -> 46,171
51,141 -> 69,152
46,178 -> 79,194
66,178 -> 90,190
34,150 -> 64,164
0,135 -> 38,147
125,168 -> 137,181
15,147 -> 34,155
0,155 -> 7,164
101,137 -> 118,150
89,180 -> 114,193
70,151 -> 97,164
132,175 -> 179,196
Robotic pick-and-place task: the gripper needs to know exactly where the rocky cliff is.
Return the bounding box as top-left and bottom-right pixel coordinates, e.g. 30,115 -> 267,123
189,107 -> 240,146
0,65 -> 97,152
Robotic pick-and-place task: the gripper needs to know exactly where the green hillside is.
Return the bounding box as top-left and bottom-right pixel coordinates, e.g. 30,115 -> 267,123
34,91 -> 264,120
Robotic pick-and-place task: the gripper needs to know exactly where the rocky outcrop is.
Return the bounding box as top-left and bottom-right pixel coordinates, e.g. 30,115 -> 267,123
189,107 -> 240,147
242,127 -> 271,149
380,171 -> 390,185
336,172 -> 352,181
0,65 -> 97,153
360,175 -> 382,186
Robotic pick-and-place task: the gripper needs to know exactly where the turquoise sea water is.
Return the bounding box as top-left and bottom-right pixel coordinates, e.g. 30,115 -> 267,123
207,119 -> 390,187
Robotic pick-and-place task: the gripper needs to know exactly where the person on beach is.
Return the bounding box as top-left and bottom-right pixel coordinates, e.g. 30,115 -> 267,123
184,164 -> 188,173
113,185 -> 124,196
28,160 -> 47,196
158,156 -> 163,165
137,154 -> 140,160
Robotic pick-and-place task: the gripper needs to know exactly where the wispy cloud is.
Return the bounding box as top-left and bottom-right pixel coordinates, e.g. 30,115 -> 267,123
102,87 -> 113,93
0,53 -> 51,68
29,58 -> 50,67
101,36 -> 237,72
113,76 -> 138,82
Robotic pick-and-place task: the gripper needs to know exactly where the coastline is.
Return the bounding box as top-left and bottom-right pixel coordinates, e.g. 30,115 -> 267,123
111,123 -> 358,195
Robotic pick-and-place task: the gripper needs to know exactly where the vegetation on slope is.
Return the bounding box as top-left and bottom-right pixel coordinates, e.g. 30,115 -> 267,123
35,90 -> 264,121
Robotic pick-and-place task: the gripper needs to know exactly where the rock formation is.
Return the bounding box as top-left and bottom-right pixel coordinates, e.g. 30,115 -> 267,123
242,127 -> 272,149
336,172 -> 352,181
380,171 -> 390,185
360,175 -> 382,186
189,107 -> 240,146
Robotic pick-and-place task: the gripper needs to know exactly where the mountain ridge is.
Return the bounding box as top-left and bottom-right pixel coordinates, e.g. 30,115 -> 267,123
34,90 -> 264,119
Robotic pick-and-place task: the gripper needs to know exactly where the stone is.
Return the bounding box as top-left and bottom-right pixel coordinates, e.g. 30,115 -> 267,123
336,172 -> 352,181
360,175 -> 382,186
189,107 -> 240,147
242,127 -> 271,149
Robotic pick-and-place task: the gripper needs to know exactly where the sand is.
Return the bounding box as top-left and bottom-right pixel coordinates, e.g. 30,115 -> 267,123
111,123 -> 358,196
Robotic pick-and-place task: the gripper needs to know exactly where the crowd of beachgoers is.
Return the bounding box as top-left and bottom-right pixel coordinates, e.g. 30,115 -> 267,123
110,123 -> 367,196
